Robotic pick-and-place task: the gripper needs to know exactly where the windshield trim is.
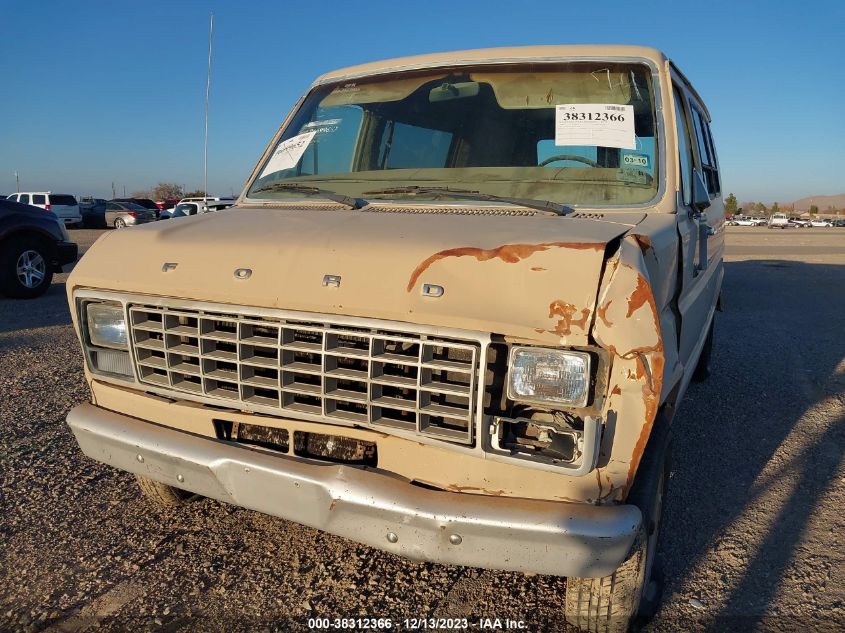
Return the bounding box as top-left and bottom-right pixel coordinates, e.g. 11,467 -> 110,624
242,56 -> 666,212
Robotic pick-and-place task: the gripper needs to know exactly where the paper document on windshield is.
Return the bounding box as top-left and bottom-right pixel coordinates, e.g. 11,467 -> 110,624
260,131 -> 317,177
555,104 -> 636,150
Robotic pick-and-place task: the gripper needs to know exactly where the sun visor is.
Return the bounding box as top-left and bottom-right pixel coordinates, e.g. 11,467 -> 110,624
470,70 -> 635,109
320,74 -> 448,107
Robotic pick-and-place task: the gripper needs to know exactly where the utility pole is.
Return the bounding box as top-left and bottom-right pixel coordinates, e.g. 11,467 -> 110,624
203,12 -> 214,205
14,171 -> 19,193
123,185 -> 126,197
112,182 -> 116,198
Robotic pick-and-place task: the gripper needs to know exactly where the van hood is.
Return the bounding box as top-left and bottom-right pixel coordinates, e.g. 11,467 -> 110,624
69,206 -> 641,345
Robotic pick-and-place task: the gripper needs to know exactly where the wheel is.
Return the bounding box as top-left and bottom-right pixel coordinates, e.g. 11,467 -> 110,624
0,236 -> 54,299
134,474 -> 192,507
692,317 -> 714,382
565,444 -> 670,632
114,217 -> 126,229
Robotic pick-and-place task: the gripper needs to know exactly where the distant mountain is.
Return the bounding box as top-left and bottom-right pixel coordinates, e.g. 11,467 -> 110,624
789,193 -> 845,211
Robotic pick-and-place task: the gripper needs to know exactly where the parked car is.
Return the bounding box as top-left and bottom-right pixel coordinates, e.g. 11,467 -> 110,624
81,202 -> 107,228
156,198 -> 180,212
789,217 -> 811,228
64,45 -> 724,632
104,201 -> 156,229
832,219 -> 845,227
733,216 -> 757,226
0,197 -> 77,298
768,212 -> 791,229
160,200 -> 235,219
6,192 -> 82,227
112,198 -> 161,219
809,218 -> 833,228
178,196 -> 236,205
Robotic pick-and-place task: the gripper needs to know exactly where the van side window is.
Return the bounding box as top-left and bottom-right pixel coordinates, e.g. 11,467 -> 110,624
673,88 -> 693,205
32,194 -> 46,205
19,194 -> 30,204
690,106 -> 720,196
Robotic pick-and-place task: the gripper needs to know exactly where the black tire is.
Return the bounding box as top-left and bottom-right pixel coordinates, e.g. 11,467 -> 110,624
114,217 -> 126,229
692,317 -> 714,382
0,235 -> 55,299
565,445 -> 670,632
134,474 -> 192,507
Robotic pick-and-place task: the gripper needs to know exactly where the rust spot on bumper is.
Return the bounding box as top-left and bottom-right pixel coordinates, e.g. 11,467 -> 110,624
406,241 -> 604,291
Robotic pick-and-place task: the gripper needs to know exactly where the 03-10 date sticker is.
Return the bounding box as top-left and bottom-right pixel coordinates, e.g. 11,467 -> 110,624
555,104 -> 635,150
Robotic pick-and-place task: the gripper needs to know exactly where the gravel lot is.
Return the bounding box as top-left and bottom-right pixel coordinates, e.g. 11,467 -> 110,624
1,226 -> 844,632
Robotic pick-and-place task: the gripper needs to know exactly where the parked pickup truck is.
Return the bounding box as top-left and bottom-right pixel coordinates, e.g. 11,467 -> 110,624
65,45 -> 723,632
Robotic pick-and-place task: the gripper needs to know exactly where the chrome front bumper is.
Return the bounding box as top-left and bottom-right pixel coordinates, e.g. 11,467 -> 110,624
67,404 -> 641,578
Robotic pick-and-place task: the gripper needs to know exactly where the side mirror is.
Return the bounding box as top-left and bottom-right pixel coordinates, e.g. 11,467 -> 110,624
692,170 -> 711,213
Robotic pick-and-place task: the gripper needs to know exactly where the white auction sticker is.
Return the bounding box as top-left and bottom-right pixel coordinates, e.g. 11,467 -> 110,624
555,104 -> 635,150
260,131 -> 317,177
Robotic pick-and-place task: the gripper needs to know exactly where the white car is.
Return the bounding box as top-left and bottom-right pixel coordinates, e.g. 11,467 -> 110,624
789,217 -> 811,228
768,213 -> 791,229
733,216 -> 757,226
7,192 -> 82,226
809,218 -> 833,227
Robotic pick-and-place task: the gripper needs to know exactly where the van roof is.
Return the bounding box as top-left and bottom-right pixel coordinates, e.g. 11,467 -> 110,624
315,45 -> 669,84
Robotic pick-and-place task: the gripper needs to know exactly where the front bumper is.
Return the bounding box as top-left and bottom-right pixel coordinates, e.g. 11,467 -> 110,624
67,403 -> 641,578
55,241 -> 78,267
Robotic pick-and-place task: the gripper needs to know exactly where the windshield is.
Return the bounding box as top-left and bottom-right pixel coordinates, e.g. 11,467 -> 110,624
247,61 -> 659,207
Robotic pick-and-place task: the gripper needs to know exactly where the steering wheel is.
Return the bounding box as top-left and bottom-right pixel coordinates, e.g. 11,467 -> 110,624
538,154 -> 600,168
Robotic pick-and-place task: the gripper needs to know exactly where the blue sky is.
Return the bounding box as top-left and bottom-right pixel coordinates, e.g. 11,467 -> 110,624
1,0 -> 843,202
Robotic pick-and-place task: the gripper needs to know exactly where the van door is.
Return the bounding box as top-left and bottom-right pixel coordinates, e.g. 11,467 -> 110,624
672,80 -> 725,372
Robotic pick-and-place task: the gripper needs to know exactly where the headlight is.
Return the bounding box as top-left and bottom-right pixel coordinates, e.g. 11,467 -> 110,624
507,347 -> 590,407
86,302 -> 128,349
80,300 -> 133,379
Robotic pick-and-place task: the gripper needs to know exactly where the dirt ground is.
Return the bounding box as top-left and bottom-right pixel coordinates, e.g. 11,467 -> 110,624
1,226 -> 844,632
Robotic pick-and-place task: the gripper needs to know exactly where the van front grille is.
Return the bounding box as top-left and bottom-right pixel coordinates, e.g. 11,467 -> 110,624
128,304 -> 481,444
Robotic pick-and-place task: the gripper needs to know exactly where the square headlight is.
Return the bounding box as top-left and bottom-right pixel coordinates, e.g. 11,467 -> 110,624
507,347 -> 591,407
86,302 -> 128,349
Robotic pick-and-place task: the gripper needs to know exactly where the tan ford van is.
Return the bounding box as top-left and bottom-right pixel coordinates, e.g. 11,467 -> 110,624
66,45 -> 724,631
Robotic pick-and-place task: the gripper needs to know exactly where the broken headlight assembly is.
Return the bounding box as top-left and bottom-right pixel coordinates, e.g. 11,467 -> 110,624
79,300 -> 134,379
488,346 -> 601,475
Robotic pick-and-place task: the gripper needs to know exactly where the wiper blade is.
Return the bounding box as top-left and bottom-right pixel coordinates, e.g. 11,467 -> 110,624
361,185 -> 573,216
250,182 -> 368,210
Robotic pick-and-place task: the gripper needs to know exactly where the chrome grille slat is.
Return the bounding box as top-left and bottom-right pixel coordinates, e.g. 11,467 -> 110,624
128,304 -> 481,444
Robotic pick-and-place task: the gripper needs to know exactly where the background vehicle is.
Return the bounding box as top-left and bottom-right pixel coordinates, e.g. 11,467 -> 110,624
160,200 -> 235,219
768,213 -> 791,229
81,201 -> 107,228
156,198 -> 180,212
810,218 -> 833,227
113,197 -> 162,219
7,192 -> 82,227
0,197 -> 77,298
178,196 -> 236,205
104,201 -> 155,229
832,219 -> 845,227
789,217 -> 811,228
733,216 -> 757,226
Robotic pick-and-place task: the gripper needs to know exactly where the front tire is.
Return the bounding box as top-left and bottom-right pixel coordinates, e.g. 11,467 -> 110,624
565,448 -> 669,632
134,474 -> 192,507
114,217 -> 126,229
0,236 -> 54,299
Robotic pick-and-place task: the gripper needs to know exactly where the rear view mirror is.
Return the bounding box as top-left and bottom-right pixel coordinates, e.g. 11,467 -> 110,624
692,170 -> 711,213
429,81 -> 480,102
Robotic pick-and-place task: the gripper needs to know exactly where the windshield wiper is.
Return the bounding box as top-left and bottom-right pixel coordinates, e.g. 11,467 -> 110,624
361,185 -> 573,216
250,182 -> 368,210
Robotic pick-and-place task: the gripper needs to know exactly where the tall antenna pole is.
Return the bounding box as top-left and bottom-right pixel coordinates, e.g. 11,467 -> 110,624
203,12 -> 214,204
15,171 -> 19,193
